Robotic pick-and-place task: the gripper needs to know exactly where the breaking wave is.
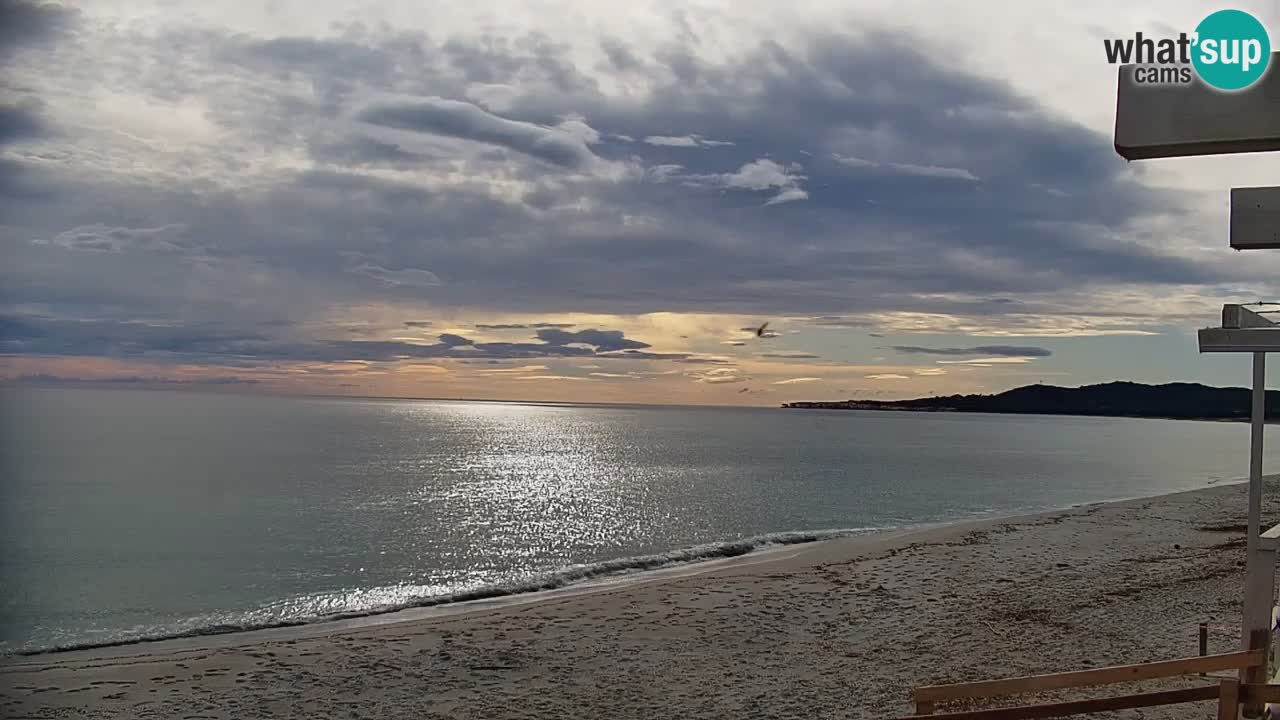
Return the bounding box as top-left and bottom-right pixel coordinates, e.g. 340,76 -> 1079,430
13,527 -> 872,657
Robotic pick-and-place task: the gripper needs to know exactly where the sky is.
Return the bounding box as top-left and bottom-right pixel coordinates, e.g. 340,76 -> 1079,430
1,0 -> 1279,406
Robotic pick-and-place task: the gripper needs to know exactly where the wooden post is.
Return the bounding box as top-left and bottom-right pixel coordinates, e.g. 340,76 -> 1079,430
1203,623 -> 1210,657
1244,629 -> 1270,718
1221,677 -> 1241,720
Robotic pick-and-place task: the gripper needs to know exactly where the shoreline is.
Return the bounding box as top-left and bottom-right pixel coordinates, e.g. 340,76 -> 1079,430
4,476 -> 1275,718
781,405 -> 1280,424
3,482 -> 1242,660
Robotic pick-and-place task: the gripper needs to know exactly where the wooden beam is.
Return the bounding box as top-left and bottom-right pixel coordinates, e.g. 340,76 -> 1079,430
1199,327 -> 1280,353
1114,53 -> 1280,160
1232,187 -> 1280,250
1240,683 -> 1280,703
896,685 -> 1221,720
914,650 -> 1261,703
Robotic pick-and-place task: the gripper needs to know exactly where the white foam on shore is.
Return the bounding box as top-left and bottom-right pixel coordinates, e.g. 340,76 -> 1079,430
10,528 -> 879,657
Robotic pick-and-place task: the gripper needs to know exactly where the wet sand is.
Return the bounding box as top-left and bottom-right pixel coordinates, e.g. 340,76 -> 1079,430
3,477 -> 1276,719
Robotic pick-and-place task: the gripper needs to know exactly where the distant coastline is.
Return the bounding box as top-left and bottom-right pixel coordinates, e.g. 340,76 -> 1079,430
782,381 -> 1280,423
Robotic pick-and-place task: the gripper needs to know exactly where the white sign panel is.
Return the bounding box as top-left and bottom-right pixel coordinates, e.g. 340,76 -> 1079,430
1233,187 -> 1280,250
1115,53 -> 1280,160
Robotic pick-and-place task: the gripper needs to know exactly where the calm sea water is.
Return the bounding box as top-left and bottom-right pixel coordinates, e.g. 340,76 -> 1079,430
2,386 -> 1277,654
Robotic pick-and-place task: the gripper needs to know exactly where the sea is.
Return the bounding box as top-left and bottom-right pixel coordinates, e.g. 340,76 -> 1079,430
2,385 -> 1277,655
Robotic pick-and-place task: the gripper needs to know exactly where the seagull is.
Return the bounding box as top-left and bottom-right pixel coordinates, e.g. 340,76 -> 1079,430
752,321 -> 779,339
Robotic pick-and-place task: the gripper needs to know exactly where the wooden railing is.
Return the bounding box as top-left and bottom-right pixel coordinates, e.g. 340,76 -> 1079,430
897,649 -> 1265,719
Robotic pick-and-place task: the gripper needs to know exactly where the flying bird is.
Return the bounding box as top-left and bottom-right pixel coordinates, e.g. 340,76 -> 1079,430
751,321 -> 779,339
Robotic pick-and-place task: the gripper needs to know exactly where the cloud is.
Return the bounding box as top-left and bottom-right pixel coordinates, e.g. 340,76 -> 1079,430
0,315 -> 679,367
479,364 -> 548,373
758,351 -> 820,359
535,328 -> 649,351
725,160 -> 792,189
764,187 -> 809,206
687,367 -> 747,384
33,224 -> 192,254
0,100 -> 50,147
588,371 -> 634,378
833,154 -> 980,181
891,345 -> 1052,357
936,357 -> 1036,365
516,374 -> 592,381
643,134 -> 735,148
644,135 -> 699,147
403,320 -> 433,327
807,316 -> 875,329
773,377 -> 822,384
348,263 -> 442,288
674,355 -> 734,365
2,7 -> 1270,399
557,118 -> 601,144
9,373 -> 258,386
0,1 -> 77,62
475,322 -> 576,330
866,373 -> 910,380
670,158 -> 809,206
354,96 -> 603,171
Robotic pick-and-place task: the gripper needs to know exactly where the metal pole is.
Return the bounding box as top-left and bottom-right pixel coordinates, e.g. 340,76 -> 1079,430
1247,351 -> 1265,570
1241,352 -> 1269,717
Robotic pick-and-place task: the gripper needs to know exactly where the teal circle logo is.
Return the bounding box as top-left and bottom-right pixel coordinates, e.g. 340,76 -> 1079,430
1192,9 -> 1271,91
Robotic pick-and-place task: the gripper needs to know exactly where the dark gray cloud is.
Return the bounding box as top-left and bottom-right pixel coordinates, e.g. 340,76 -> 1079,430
0,18 -> 1253,373
535,328 -> 648,351
891,345 -> 1053,357
0,100 -> 48,146
0,314 -> 682,365
0,1 -> 77,61
402,320 -> 433,327
9,374 -> 258,386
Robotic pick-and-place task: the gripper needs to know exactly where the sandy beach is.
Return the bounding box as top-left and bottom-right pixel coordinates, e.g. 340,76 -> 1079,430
3,477 -> 1277,719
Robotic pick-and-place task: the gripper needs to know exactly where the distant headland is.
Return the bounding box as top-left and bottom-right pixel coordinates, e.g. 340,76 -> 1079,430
781,381 -> 1280,422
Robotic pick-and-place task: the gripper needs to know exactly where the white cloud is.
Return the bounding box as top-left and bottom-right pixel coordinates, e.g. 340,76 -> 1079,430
833,154 -> 979,182
866,373 -> 910,380
356,96 -> 605,172
644,135 -> 699,147
764,187 -> 809,206
688,367 -> 748,384
557,118 -> 602,145
479,364 -> 549,373
717,159 -> 809,206
773,377 -> 822,384
642,134 -> 734,148
348,263 -> 442,288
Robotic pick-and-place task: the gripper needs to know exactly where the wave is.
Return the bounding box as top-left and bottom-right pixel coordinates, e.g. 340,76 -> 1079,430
11,527 -> 872,657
